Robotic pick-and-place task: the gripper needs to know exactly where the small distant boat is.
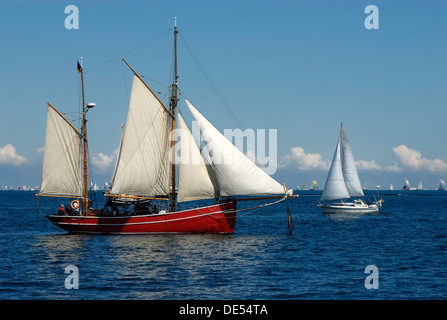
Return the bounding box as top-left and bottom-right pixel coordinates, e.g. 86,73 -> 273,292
318,123 -> 382,214
301,182 -> 307,191
417,181 -> 423,190
437,179 -> 446,191
310,180 -> 318,191
389,184 -> 394,191
402,178 -> 411,190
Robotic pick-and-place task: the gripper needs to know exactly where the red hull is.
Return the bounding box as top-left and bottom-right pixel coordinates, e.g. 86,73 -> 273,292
46,201 -> 237,234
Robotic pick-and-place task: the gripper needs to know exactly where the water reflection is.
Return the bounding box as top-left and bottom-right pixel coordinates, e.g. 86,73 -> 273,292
324,212 -> 367,221
32,232 -> 277,299
35,234 -> 96,264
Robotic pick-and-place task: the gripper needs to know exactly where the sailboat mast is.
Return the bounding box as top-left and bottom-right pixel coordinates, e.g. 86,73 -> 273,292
170,18 -> 179,211
80,57 -> 89,215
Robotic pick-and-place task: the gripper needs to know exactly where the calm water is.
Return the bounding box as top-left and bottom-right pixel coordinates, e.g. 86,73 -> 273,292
0,190 -> 446,300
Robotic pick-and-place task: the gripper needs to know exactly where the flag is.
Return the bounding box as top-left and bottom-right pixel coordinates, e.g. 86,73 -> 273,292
287,204 -> 294,235
77,60 -> 82,73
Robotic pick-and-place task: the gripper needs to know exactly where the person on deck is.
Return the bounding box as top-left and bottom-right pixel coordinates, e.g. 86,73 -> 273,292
58,204 -> 65,215
129,203 -> 136,216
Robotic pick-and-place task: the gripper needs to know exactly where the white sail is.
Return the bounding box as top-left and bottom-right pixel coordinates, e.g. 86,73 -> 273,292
417,181 -> 423,190
110,75 -> 171,196
340,124 -> 364,197
437,179 -> 445,191
177,113 -> 220,202
39,103 -> 83,197
321,138 -> 350,201
186,100 -> 285,196
403,178 -> 410,190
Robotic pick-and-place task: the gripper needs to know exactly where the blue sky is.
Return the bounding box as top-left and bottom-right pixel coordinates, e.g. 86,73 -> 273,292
0,0 -> 446,190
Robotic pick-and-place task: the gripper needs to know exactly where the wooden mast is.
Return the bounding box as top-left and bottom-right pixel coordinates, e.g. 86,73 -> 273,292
170,18 -> 179,211
79,57 -> 89,215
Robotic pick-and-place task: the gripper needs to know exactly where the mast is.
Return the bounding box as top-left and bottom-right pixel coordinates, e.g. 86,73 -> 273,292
79,57 -> 89,215
170,18 -> 179,211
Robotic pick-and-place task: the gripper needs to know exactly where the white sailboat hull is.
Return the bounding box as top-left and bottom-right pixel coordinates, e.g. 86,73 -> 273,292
318,200 -> 380,214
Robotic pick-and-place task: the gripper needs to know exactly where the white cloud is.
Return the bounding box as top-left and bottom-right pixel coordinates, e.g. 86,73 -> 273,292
279,146 -> 330,171
91,152 -> 114,173
384,162 -> 402,172
355,160 -> 382,171
392,145 -> 447,173
279,144 -> 447,177
0,144 -> 27,166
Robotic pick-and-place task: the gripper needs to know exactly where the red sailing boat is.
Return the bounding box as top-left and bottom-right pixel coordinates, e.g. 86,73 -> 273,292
37,20 -> 294,234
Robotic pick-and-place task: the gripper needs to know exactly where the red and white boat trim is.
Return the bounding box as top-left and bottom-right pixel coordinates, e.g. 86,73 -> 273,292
46,201 -> 237,234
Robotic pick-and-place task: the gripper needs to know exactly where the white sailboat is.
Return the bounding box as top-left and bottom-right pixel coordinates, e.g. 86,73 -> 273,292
437,179 -> 445,191
318,123 -> 382,214
417,181 -> 423,190
402,178 -> 411,190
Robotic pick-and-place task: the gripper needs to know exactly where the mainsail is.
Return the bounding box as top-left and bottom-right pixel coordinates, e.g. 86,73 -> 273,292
110,74 -> 171,197
321,123 -> 364,201
39,103 -> 83,197
186,100 -> 286,197
340,125 -> 364,197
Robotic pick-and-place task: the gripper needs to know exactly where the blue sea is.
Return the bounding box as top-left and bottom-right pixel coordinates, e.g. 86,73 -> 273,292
0,189 -> 446,301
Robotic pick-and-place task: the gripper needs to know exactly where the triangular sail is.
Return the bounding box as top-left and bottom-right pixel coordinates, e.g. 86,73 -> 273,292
438,179 -> 445,191
110,74 -> 171,197
403,179 -> 410,190
186,100 -> 285,196
321,137 -> 350,201
340,124 -> 364,197
39,103 -> 83,197
177,113 -> 220,202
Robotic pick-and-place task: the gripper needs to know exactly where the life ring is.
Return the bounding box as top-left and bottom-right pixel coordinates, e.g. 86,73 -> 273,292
71,200 -> 80,210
